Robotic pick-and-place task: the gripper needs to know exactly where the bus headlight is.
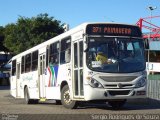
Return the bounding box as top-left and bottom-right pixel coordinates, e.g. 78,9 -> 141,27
135,77 -> 146,88
89,78 -> 103,88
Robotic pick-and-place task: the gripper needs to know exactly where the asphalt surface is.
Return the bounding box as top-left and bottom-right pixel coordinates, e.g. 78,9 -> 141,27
0,86 -> 160,120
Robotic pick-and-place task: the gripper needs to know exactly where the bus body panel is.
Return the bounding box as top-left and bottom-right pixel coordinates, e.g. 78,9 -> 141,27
21,71 -> 39,99
45,63 -> 72,100
10,76 -> 16,97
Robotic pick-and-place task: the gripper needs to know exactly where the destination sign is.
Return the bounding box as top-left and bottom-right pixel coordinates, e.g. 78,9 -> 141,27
86,24 -> 142,37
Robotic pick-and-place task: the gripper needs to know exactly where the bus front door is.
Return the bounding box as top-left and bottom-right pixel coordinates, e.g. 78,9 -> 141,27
73,40 -> 84,98
39,54 -> 46,98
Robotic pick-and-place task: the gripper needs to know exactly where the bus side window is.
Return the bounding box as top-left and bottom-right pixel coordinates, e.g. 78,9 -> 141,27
12,60 -> 16,76
25,53 -> 31,72
46,46 -> 49,67
49,42 -> 59,66
60,37 -> 71,64
21,56 -> 25,74
32,51 -> 38,71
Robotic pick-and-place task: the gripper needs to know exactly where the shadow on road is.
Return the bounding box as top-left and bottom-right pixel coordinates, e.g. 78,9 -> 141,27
123,98 -> 160,111
76,98 -> 160,111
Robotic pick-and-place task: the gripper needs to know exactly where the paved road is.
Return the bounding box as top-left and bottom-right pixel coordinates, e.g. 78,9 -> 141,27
0,86 -> 160,120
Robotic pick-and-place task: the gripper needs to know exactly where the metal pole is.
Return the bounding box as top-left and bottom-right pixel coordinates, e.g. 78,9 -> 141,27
147,9 -> 151,76
147,6 -> 157,76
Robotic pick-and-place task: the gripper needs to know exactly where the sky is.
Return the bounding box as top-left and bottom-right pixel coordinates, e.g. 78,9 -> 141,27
0,0 -> 160,31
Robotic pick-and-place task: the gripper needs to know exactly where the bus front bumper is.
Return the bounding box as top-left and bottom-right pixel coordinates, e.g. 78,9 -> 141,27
84,85 -> 147,101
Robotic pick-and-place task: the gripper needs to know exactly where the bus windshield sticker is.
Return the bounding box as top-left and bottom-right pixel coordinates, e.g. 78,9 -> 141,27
92,61 -> 102,68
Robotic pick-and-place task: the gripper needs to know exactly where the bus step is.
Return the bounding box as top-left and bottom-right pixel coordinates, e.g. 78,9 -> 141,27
40,98 -> 46,102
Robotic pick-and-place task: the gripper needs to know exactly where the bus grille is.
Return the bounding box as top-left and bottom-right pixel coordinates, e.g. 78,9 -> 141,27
108,90 -> 130,96
99,76 -> 137,82
105,84 -> 133,88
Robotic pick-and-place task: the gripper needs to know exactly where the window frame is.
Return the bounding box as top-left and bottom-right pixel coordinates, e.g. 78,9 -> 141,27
32,50 -> 38,71
60,37 -> 71,64
25,53 -> 31,73
49,41 -> 60,66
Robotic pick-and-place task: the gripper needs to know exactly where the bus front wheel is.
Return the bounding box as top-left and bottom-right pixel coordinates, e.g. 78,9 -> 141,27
61,85 -> 78,109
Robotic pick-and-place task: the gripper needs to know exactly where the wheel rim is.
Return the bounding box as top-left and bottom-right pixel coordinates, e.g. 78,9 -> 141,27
63,89 -> 72,105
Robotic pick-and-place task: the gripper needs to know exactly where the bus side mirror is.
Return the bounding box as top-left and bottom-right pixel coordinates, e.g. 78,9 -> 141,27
144,38 -> 149,49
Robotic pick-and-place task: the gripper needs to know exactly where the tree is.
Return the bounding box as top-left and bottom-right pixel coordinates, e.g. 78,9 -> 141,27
4,13 -> 64,54
0,26 -> 4,41
0,26 -> 9,52
0,26 -> 10,69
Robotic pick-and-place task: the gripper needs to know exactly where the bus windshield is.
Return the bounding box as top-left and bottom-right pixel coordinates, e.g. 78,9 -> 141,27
86,37 -> 145,73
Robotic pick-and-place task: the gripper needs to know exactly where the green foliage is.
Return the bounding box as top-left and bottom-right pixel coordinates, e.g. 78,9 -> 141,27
0,26 -> 5,41
0,26 -> 9,52
4,13 -> 64,54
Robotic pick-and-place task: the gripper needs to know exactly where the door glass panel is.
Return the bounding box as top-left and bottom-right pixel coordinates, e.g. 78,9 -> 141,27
79,41 -> 83,67
40,56 -> 43,75
74,70 -> 78,96
43,55 -> 45,74
80,69 -> 84,96
39,54 -> 46,98
74,43 -> 78,68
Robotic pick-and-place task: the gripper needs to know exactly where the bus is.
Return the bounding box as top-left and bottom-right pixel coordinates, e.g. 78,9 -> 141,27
10,22 -> 147,109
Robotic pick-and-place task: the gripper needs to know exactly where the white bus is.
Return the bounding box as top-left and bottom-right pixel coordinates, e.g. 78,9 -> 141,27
10,23 -> 147,109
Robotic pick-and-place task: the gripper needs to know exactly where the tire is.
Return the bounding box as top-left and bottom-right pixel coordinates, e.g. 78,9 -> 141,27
61,85 -> 78,109
108,99 -> 126,109
24,87 -> 34,104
